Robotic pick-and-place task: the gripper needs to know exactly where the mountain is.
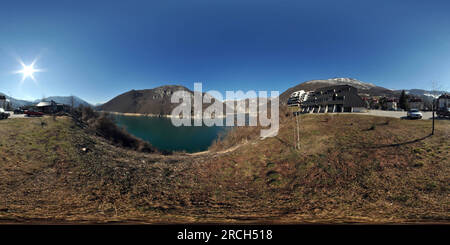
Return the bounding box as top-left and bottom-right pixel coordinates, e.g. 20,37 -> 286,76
34,96 -> 92,108
394,89 -> 447,99
99,85 -> 225,115
0,93 -> 33,108
0,93 -> 92,109
391,89 -> 448,106
280,78 -> 395,103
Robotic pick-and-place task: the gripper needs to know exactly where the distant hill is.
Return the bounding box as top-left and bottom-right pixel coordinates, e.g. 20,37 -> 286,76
280,78 -> 395,103
34,96 -> 92,108
390,89 -> 448,106
394,89 -> 447,99
0,93 -> 92,109
0,93 -> 33,108
99,85 -> 225,116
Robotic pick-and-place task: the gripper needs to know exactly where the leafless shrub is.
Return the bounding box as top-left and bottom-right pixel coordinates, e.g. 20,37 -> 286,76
73,106 -> 157,153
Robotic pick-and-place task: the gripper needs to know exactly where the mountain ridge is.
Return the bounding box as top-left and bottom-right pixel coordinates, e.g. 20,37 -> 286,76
98,85 -> 226,115
0,93 -> 92,109
33,96 -> 92,108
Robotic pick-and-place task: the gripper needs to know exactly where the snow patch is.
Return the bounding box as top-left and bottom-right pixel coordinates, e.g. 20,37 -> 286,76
304,78 -> 377,90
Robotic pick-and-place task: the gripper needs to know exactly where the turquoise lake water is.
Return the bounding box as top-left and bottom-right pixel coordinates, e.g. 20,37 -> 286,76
112,115 -> 231,153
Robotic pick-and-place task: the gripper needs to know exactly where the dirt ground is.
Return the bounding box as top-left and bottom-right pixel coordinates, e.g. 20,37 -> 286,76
0,114 -> 448,224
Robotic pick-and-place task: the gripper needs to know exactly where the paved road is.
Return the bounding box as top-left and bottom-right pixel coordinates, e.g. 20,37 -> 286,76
7,112 -> 28,118
297,110 -> 440,120
362,110 -> 434,120
5,111 -> 38,119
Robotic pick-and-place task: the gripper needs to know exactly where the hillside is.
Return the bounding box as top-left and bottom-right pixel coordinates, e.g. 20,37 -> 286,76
0,93 -> 33,108
99,85 -> 225,115
280,78 -> 395,103
0,112 -> 448,224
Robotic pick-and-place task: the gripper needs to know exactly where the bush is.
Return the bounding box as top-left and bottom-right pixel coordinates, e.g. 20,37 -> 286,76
92,114 -> 155,152
73,106 -> 157,153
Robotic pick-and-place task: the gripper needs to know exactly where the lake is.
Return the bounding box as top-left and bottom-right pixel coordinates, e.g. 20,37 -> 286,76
112,115 -> 231,153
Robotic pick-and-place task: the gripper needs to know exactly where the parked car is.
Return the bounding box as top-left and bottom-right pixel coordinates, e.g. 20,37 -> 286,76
407,109 -> 422,119
14,109 -> 24,114
0,108 -> 10,119
24,110 -> 44,117
14,108 -> 24,114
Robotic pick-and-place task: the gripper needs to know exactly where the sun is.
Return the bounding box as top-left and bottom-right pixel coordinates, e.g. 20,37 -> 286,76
14,59 -> 44,83
20,64 -> 38,79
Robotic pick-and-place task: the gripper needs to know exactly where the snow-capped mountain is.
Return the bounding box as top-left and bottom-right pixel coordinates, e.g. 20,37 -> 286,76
398,89 -> 446,99
303,78 -> 377,90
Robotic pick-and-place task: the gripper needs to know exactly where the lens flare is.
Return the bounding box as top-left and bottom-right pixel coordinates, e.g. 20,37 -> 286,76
14,58 -> 44,83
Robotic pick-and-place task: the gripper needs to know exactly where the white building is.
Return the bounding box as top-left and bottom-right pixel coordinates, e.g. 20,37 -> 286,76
287,90 -> 310,106
385,101 -> 397,110
409,98 -> 424,110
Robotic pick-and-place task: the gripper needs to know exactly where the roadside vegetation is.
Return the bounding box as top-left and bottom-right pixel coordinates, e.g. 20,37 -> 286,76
0,108 -> 448,224
72,106 -> 158,153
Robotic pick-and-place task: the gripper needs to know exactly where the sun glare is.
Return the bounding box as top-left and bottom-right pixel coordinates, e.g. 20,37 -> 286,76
21,64 -> 37,79
14,58 -> 44,83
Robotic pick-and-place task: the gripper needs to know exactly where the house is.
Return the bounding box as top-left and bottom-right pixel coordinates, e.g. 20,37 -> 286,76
360,96 -> 382,109
301,85 -> 367,113
437,94 -> 449,110
36,101 -> 57,113
0,95 -> 6,109
35,100 -> 70,114
385,98 -> 398,110
287,90 -> 310,107
409,98 -> 424,110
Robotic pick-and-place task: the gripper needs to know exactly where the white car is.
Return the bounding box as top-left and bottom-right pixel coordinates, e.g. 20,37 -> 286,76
407,109 -> 422,119
0,108 -> 10,120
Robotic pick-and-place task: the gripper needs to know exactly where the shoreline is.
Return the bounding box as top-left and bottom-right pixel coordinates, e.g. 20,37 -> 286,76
102,111 -> 174,118
101,111 -> 255,119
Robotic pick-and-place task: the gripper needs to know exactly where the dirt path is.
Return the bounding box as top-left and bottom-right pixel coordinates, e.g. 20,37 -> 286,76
188,142 -> 247,156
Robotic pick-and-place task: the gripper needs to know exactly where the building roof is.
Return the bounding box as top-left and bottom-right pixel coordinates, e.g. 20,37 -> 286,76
36,101 -> 53,107
303,85 -> 366,108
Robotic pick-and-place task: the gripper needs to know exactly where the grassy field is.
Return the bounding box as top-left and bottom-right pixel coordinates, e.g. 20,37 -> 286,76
0,113 -> 448,224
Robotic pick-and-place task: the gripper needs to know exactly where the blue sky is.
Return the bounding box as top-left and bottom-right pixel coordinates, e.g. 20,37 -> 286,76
0,0 -> 449,104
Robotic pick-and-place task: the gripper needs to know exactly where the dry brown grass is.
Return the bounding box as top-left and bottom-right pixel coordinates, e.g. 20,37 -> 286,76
0,112 -> 448,224
75,106 -> 157,153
